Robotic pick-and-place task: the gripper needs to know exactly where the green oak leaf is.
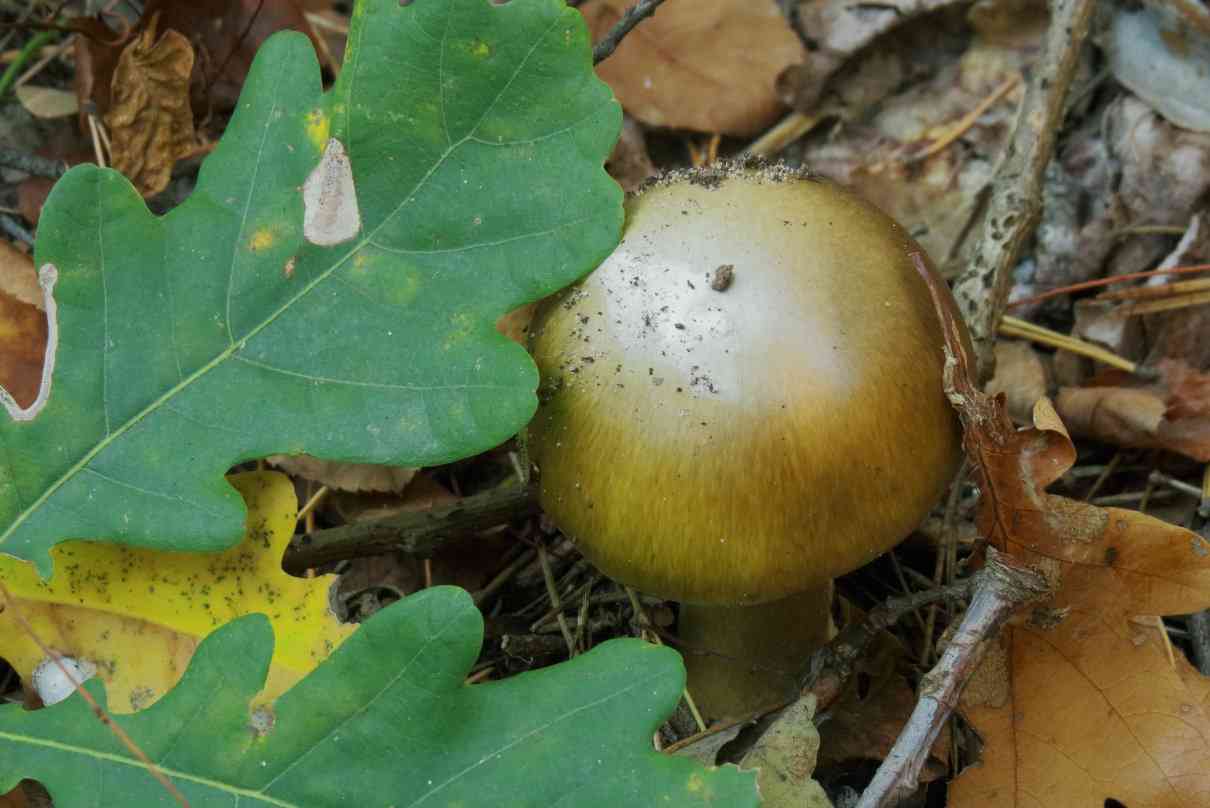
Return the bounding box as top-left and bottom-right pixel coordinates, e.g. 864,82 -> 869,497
0,586 -> 759,806
0,0 -> 622,575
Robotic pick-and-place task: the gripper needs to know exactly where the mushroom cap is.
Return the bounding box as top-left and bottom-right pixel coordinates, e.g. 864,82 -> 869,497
527,165 -> 966,605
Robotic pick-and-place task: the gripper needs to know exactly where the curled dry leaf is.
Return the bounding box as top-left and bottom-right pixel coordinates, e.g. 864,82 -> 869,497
103,23 -> 196,196
0,243 -> 46,411
580,0 -> 805,135
914,260 -> 1210,807
1056,359 -> 1210,462
74,0 -> 319,125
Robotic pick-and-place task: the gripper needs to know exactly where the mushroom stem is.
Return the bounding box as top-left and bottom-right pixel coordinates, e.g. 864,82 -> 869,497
677,585 -> 833,721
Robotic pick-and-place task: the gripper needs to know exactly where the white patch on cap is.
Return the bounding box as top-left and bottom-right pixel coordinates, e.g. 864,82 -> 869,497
302,138 -> 361,246
32,654 -> 96,706
1,263 -> 59,422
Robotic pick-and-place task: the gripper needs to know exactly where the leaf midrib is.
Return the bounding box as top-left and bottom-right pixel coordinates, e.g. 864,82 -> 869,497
2,5 -> 562,550
0,729 -> 300,807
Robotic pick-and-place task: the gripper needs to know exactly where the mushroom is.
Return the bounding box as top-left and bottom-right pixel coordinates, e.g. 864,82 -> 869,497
526,164 -> 966,719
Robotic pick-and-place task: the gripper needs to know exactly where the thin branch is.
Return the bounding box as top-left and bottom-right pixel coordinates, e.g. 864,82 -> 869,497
798,576 -> 974,712
950,0 -> 1096,382
855,549 -> 1050,808
282,483 -> 538,573
592,0 -> 669,65
0,146 -> 66,179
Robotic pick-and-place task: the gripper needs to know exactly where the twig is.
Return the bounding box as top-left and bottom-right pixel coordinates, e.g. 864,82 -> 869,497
855,549 -> 1049,808
950,0 -> 1096,381
592,0 -> 669,65
0,146 -> 66,179
921,461 -> 968,666
626,585 -> 708,733
472,547 -> 537,606
1190,610 -> 1210,675
998,315 -> 1138,373
800,577 -> 974,712
745,111 -> 823,158
538,541 -> 577,656
1007,262 -> 1210,309
901,74 -> 1021,165
0,214 -> 35,247
283,483 -> 538,573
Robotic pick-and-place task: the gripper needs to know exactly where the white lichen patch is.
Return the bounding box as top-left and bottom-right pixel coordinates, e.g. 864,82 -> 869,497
302,138 -> 361,247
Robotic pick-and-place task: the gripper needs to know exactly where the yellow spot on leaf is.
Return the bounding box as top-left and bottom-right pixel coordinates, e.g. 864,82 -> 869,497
305,108 -> 330,154
249,228 -> 275,252
470,39 -> 491,58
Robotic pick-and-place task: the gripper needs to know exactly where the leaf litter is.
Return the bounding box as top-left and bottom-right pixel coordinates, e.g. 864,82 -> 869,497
5,0 -> 1210,805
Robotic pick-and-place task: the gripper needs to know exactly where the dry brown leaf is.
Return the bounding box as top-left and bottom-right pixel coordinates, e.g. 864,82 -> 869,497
580,0 -> 805,136
605,116 -> 657,193
782,0 -> 967,112
0,244 -> 46,411
145,0 -> 322,112
802,25 -> 1029,278
14,86 -> 78,119
104,21 -> 196,196
1056,360 -> 1210,462
915,263 -> 1210,806
267,453 -> 416,493
985,340 -> 1050,424
74,1 -> 317,126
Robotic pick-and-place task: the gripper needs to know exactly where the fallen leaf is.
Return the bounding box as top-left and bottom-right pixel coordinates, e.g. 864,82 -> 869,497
1056,359 -> 1210,462
268,453 -> 416,493
103,21 -> 196,195
147,0 -> 321,112
606,115 -> 657,192
740,694 -> 831,807
802,22 -> 1028,278
13,86 -> 78,119
73,1 -> 319,123
0,471 -> 352,713
580,0 -> 805,135
1107,1 -> 1210,132
915,262 -> 1210,807
984,340 -> 1049,424
496,301 -> 537,345
781,0 -> 967,112
0,244 -> 46,411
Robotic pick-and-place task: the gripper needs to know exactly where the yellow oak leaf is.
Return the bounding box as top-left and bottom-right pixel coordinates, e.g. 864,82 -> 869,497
0,470 -> 353,712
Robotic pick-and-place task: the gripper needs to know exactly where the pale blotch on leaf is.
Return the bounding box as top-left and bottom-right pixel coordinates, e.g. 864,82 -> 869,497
303,137 -> 361,247
249,704 -> 275,737
0,263 -> 59,422
32,655 -> 96,706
